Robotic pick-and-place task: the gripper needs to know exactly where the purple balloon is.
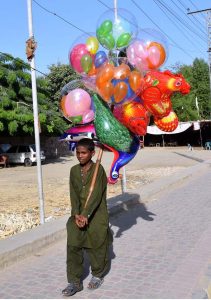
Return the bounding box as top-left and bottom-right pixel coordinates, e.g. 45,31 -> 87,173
94,51 -> 107,68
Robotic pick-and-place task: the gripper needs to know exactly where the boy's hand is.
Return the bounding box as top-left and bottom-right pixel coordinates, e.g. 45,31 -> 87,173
75,214 -> 88,228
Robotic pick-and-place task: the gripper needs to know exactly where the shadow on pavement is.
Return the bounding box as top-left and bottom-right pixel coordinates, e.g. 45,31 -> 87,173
173,151 -> 204,163
110,200 -> 156,238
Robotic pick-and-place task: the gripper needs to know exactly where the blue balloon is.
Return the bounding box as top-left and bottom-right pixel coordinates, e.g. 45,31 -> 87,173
111,78 -> 121,86
94,51 -> 107,68
123,78 -> 134,99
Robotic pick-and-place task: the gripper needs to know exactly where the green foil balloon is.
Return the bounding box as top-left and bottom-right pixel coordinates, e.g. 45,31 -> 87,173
116,32 -> 132,49
80,54 -> 92,73
97,33 -> 115,50
93,94 -> 132,152
98,20 -> 113,36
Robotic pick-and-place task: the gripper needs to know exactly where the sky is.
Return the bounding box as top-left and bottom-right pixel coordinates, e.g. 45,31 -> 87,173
0,0 -> 210,76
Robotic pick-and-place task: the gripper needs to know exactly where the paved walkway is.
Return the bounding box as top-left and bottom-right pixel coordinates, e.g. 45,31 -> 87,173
0,159 -> 211,298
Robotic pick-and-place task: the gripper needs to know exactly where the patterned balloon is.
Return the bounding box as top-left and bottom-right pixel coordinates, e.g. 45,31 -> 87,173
92,94 -> 133,152
113,101 -> 150,135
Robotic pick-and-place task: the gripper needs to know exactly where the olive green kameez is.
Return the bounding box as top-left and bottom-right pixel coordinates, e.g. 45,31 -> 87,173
66,163 -> 112,283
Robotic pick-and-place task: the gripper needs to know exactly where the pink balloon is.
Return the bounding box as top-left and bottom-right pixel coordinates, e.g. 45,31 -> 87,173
133,40 -> 148,59
126,44 -> 137,65
135,56 -> 149,72
127,40 -> 149,71
65,88 -> 91,117
69,44 -> 89,73
147,46 -> 161,66
82,109 -> 95,123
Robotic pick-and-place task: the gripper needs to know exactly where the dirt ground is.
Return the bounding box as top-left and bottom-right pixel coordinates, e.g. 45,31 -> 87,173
0,147 -> 210,239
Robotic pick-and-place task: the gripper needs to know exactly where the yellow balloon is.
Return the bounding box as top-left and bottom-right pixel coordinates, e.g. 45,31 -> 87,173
86,36 -> 99,54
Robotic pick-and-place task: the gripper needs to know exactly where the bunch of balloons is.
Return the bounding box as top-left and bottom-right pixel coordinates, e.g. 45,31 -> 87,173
69,34 -> 108,77
96,60 -> 142,104
60,7 -> 191,183
126,28 -> 168,72
60,80 -> 95,125
96,8 -> 138,50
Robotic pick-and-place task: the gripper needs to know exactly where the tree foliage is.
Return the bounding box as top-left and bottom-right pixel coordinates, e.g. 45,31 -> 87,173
171,58 -> 211,121
0,53 -> 68,136
46,63 -> 80,104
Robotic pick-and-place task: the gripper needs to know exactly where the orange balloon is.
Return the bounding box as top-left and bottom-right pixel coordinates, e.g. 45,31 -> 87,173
88,64 -> 97,76
129,71 -> 142,92
114,63 -> 130,80
60,96 -> 67,115
98,81 -> 114,102
113,82 -> 128,103
147,42 -> 166,69
96,63 -> 114,87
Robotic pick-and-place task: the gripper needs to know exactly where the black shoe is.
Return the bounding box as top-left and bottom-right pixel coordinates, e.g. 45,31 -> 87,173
62,282 -> 83,297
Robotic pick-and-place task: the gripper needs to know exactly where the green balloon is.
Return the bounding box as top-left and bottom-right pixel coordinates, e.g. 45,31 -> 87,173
98,19 -> 113,36
69,115 -> 83,124
93,94 -> 132,152
116,32 -> 132,49
80,54 -> 92,73
98,33 -> 115,50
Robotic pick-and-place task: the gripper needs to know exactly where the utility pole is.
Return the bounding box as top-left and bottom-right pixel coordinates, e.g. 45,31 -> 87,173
188,8 -> 211,119
26,0 -> 45,224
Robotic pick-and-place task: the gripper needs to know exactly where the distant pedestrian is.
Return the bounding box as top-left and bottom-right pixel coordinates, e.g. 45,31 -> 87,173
69,142 -> 76,156
187,143 -> 193,151
62,138 -> 113,297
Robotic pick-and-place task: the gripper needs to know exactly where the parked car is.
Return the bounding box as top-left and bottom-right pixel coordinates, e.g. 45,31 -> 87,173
3,144 -> 46,166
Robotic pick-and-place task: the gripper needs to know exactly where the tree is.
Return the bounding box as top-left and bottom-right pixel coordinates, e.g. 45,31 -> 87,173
47,63 -> 80,105
171,59 -> 211,121
0,53 -> 67,136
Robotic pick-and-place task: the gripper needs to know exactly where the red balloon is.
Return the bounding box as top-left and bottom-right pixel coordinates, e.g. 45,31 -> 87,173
154,111 -> 178,132
113,101 -> 149,135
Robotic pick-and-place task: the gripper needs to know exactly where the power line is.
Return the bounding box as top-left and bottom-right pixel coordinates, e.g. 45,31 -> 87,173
177,0 -> 206,29
172,0 -> 207,37
130,0 -> 194,59
0,51 -> 48,76
95,0 -> 111,10
153,0 -> 205,55
32,0 -> 90,35
187,0 -> 206,20
155,0 -> 207,43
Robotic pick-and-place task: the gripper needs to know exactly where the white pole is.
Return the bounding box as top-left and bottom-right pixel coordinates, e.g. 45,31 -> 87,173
113,0 -> 127,191
196,96 -> 204,149
114,0 -> 118,21
27,0 -> 45,224
121,166 -> 127,193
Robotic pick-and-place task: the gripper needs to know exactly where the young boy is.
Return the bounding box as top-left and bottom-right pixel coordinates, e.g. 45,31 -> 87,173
62,138 -> 112,297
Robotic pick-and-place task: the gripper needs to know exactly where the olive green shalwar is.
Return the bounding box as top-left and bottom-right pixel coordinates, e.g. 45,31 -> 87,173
66,162 -> 112,284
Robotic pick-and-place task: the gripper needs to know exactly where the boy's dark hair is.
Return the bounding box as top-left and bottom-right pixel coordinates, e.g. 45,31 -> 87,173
76,138 -> 95,152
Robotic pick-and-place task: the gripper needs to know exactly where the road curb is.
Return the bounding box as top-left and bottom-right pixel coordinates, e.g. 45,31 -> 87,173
0,159 -> 210,270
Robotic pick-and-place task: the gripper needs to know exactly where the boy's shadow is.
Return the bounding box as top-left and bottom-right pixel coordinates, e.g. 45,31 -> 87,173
109,193 -> 156,238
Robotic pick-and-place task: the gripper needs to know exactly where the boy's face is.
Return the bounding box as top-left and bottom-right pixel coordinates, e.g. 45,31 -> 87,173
76,146 -> 95,166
